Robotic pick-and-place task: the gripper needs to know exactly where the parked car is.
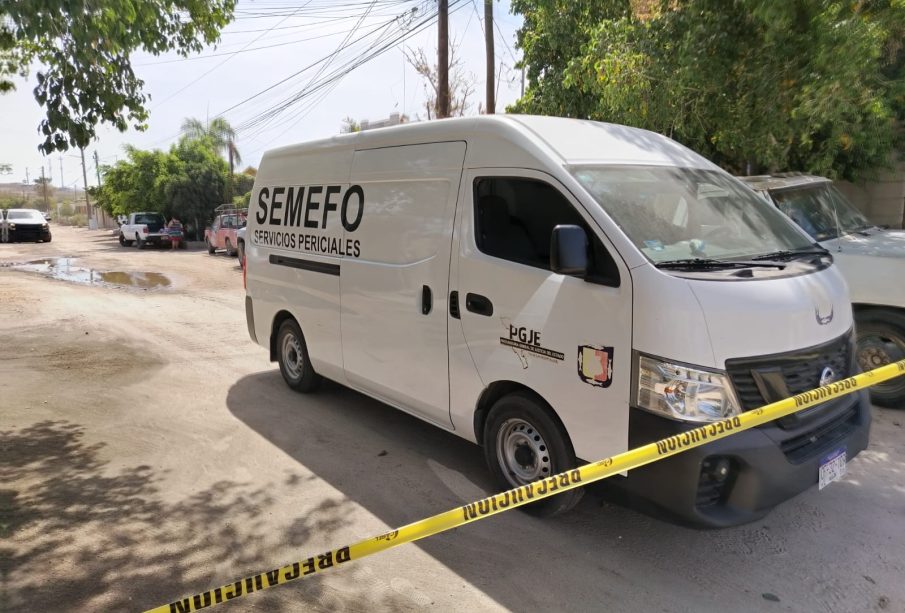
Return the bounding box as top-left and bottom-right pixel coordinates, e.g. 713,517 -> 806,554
205,204 -> 246,257
741,174 -> 905,407
119,212 -> 172,249
4,208 -> 52,243
245,115 -> 872,527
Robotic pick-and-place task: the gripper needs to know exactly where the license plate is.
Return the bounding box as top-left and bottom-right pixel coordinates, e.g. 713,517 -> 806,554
818,448 -> 847,490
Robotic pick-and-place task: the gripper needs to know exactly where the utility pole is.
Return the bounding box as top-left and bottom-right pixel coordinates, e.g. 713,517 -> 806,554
93,151 -> 104,227
40,167 -> 49,211
437,0 -> 449,118
24,167 -> 30,203
80,148 -> 92,226
59,156 -> 64,190
93,151 -> 102,188
484,0 -> 495,114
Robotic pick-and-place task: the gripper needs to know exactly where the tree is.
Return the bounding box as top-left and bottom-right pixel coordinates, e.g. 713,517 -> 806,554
0,163 -> 12,174
511,0 -> 905,180
181,116 -> 241,201
232,171 -> 255,205
94,147 -> 171,216
163,137 -> 229,238
33,176 -> 55,206
340,116 -> 361,133
1,0 -> 236,154
405,44 -> 476,119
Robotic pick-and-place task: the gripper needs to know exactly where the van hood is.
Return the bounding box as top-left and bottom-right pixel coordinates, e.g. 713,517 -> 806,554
822,228 -> 905,258
630,264 -> 851,370
687,266 -> 852,366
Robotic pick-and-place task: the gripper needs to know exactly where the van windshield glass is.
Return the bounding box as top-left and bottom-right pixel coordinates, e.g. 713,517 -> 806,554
572,166 -> 813,263
770,183 -> 873,241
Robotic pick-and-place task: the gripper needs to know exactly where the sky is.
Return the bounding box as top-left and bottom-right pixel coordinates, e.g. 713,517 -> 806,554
0,0 -> 524,193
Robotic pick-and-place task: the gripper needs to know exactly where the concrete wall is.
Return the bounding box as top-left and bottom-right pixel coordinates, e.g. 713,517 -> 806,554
836,162 -> 905,228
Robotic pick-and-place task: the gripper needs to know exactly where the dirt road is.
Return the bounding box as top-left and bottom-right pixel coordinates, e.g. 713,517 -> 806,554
2,226 -> 903,613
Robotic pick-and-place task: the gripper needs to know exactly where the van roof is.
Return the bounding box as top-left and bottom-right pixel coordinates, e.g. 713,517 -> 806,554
263,115 -> 719,170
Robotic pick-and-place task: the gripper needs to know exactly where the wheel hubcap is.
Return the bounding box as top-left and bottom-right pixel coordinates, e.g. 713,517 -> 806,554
281,333 -> 303,380
496,418 -> 551,487
857,333 -> 905,391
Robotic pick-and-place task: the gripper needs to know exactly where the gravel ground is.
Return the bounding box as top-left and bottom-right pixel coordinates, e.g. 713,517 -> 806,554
1,226 -> 903,613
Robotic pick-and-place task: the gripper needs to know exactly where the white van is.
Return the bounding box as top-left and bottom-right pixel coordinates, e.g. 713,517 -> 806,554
741,174 -> 905,407
244,116 -> 870,527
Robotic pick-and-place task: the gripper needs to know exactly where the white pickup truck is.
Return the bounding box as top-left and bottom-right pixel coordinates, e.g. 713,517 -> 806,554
119,212 -> 172,249
742,174 -> 905,407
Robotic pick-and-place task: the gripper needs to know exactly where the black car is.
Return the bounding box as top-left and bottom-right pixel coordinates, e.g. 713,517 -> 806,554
6,209 -> 52,243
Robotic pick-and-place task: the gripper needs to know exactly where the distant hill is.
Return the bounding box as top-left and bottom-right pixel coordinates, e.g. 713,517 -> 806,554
0,182 -> 84,201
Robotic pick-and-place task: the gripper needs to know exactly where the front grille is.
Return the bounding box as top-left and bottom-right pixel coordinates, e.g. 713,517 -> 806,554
726,333 -> 852,411
780,407 -> 858,463
11,227 -> 46,240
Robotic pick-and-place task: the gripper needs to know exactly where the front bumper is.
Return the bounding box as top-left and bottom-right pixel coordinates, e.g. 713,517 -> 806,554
8,226 -> 51,242
611,391 -> 871,528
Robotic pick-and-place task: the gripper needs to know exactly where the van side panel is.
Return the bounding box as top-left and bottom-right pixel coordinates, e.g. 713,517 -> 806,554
246,148 -> 354,383
342,142 -> 466,427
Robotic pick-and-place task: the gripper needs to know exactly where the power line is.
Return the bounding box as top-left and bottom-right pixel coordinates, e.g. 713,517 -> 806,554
241,0 -> 469,152
150,1 -> 314,109
216,4 -> 424,120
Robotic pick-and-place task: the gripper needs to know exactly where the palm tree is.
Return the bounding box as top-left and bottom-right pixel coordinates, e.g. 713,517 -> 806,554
181,117 -> 242,201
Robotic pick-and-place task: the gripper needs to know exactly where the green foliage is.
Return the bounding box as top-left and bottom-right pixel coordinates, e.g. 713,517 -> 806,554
182,116 -> 241,199
1,0 -> 236,154
233,191 -> 251,207
511,0 -> 905,180
0,193 -> 29,209
232,172 -> 255,200
163,137 -> 229,227
94,137 -> 228,233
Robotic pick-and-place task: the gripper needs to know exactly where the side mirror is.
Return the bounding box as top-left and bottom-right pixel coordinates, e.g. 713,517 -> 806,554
550,224 -> 588,276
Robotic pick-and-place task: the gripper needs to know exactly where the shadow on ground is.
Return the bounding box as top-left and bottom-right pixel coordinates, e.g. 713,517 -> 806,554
0,420 -> 424,612
225,371 -> 903,613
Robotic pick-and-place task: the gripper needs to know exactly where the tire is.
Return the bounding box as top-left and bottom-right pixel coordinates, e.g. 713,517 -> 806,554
237,240 -> 245,267
483,392 -> 584,517
855,309 -> 905,408
276,319 -> 322,393
119,233 -> 126,246
206,238 -> 216,254
135,234 -> 145,250
43,235 -> 51,243
225,238 -> 235,257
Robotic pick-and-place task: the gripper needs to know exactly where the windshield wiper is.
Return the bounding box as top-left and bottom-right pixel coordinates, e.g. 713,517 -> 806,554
655,258 -> 785,270
749,247 -> 830,262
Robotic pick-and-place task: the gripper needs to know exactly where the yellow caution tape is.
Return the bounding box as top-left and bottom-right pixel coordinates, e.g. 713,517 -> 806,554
146,359 -> 905,613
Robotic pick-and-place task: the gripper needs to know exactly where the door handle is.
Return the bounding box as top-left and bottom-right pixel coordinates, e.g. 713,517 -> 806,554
422,285 -> 432,315
465,293 -> 493,317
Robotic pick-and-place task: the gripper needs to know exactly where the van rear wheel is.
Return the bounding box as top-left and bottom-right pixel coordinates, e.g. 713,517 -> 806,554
483,392 -> 583,517
276,319 -> 322,393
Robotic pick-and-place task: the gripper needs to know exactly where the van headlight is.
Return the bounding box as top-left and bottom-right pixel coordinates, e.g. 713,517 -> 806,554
636,355 -> 741,422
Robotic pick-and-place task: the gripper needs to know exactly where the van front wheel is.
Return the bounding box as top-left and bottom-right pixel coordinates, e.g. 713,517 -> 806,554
483,392 -> 583,517
276,319 -> 322,393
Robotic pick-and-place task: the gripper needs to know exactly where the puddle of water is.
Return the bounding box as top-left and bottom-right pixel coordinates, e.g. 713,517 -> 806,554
6,257 -> 172,289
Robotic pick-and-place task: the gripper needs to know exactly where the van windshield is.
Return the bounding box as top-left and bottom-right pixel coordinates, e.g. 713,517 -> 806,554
572,166 -> 814,263
770,183 -> 873,241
